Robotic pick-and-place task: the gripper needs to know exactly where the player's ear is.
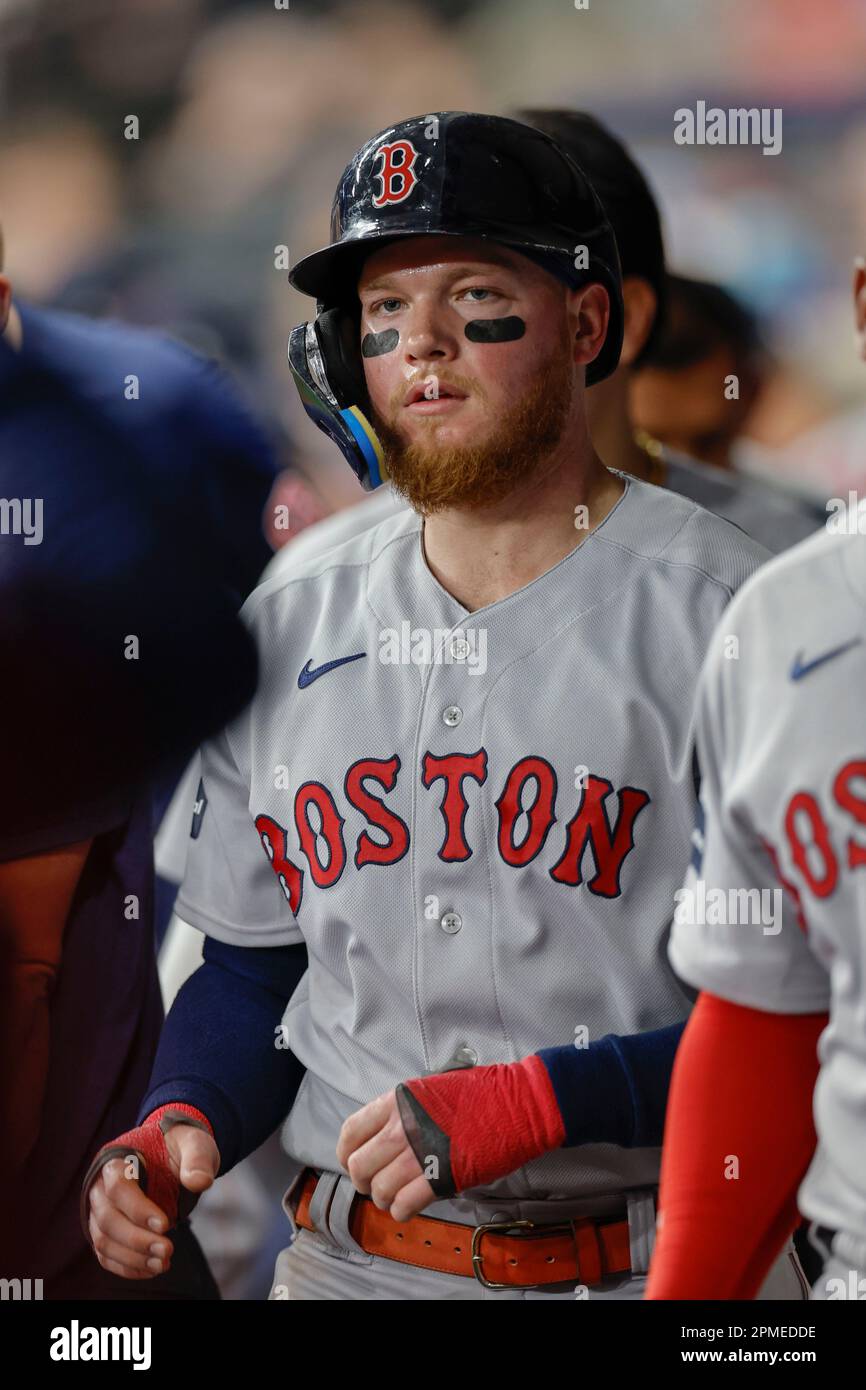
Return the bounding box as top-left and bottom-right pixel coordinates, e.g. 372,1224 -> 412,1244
853,257 -> 866,361
567,282 -> 610,377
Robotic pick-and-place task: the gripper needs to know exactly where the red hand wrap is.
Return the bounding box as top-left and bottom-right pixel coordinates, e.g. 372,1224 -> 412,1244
80,1103 -> 214,1242
402,1054 -> 565,1193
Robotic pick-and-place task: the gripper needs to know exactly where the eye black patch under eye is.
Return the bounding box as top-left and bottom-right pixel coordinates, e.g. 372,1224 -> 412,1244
465,317 -> 526,343
361,329 -> 399,357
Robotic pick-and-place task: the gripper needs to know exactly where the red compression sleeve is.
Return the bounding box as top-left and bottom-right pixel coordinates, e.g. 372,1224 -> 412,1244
646,992 -> 826,1300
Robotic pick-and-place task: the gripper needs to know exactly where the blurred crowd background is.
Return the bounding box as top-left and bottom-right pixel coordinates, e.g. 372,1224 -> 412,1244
3,0 -> 866,519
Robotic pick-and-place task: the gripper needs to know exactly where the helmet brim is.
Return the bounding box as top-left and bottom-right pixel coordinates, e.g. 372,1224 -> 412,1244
290,227 -> 597,303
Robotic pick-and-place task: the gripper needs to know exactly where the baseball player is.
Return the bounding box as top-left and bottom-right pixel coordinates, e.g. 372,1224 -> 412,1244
643,259 -> 866,1300
82,112 -> 802,1300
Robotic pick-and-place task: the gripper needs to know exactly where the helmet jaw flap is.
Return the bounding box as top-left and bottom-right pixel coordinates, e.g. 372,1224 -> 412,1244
287,314 -> 385,491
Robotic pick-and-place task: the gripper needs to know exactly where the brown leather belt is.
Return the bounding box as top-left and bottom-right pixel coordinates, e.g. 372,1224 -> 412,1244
292,1169 -> 633,1289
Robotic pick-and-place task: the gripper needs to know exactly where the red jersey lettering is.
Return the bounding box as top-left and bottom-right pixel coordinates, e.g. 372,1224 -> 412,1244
344,755 -> 410,869
784,791 -> 838,899
550,777 -> 650,896
496,757 -> 557,867
294,782 -> 347,888
255,813 -> 304,915
422,750 -> 488,862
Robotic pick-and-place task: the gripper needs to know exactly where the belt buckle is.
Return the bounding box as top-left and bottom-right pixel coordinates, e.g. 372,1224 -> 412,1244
471,1217 -> 576,1290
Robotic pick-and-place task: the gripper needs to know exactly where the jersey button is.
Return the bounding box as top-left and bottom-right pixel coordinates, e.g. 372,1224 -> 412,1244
443,705 -> 463,727
451,635 -> 470,661
440,910 -> 462,934
451,1044 -> 478,1067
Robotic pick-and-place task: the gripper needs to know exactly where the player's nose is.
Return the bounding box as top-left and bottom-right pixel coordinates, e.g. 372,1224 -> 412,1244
403,299 -> 458,366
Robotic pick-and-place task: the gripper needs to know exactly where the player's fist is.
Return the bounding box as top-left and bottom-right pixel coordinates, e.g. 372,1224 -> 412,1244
338,1057 -> 567,1222
82,1104 -> 219,1281
337,1089 -> 435,1222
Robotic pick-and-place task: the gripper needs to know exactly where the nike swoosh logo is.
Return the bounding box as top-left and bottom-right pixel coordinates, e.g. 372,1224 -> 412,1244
790,638 -> 862,682
298,652 -> 366,688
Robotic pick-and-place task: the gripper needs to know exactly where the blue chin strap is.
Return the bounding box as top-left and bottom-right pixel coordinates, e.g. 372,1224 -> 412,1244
287,319 -> 386,491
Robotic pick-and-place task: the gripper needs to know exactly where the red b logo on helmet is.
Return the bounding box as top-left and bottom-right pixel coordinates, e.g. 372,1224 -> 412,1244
371,140 -> 419,207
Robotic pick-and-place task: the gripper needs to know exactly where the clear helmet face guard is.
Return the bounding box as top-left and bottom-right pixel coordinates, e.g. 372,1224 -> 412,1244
287,315 -> 386,492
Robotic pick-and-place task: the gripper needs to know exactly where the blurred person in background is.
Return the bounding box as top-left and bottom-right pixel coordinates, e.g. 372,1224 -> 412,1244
1,219 -> 281,928
0,357 -> 256,1300
0,223 -> 279,1296
0,115 -> 124,302
630,273 -> 828,517
0,223 -> 278,824
630,273 -> 768,470
0,229 -> 277,610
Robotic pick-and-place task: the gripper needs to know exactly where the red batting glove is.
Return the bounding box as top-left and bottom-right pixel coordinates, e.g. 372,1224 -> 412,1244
80,1103 -> 214,1242
395,1055 -> 565,1197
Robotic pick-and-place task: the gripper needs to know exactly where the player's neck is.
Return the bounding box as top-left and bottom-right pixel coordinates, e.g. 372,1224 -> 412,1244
420,444 -> 623,613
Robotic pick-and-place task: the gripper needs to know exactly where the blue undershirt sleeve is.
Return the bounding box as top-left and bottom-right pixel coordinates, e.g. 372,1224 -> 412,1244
537,1020 -> 685,1149
137,936 -> 308,1173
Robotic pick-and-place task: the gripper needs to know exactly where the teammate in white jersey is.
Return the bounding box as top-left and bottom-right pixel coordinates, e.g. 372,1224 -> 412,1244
81,113 -> 803,1300
645,259 -> 866,1300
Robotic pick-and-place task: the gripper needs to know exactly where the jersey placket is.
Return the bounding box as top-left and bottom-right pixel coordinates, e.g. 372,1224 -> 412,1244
412,614 -> 509,1076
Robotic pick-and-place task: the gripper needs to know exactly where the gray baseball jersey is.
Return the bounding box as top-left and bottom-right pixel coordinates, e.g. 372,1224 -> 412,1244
668,517 -> 866,1243
178,471 -> 767,1213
